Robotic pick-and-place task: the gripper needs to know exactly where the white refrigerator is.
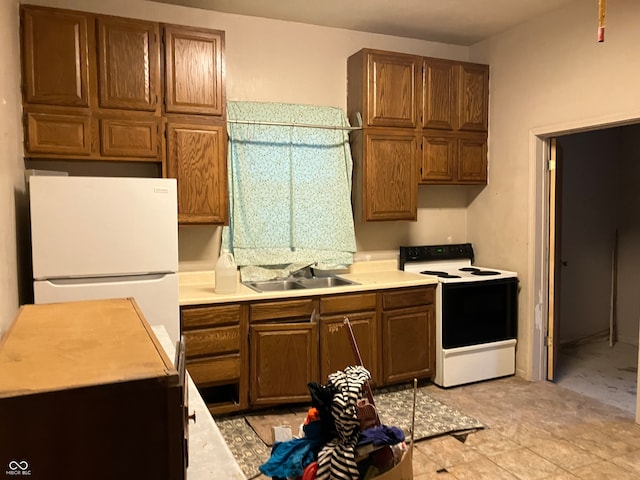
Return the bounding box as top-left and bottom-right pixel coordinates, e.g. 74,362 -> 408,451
29,176 -> 180,343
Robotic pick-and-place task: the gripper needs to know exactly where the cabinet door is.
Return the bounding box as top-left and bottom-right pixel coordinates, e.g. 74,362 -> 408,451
422,58 -> 456,130
25,110 -> 92,156
97,17 -> 160,111
21,6 -> 90,107
382,305 -> 434,384
457,134 -> 487,183
250,323 -> 318,407
166,122 -> 228,224
164,26 -> 224,116
420,132 -> 456,183
361,129 -> 418,221
99,116 -> 159,158
457,63 -> 489,132
366,51 -> 419,128
320,312 -> 378,384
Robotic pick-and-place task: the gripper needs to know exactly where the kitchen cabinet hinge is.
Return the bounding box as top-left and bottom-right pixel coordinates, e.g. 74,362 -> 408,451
548,160 -> 556,171
545,335 -> 553,347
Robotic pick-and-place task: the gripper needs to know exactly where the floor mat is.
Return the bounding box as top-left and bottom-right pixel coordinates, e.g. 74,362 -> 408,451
374,383 -> 484,442
215,383 -> 484,479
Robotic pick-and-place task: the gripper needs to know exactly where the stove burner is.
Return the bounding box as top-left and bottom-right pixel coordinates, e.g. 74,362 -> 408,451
459,267 -> 480,272
472,270 -> 501,276
420,270 -> 461,279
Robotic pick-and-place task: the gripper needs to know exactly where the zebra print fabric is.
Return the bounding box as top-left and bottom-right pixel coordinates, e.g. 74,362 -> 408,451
315,366 -> 371,480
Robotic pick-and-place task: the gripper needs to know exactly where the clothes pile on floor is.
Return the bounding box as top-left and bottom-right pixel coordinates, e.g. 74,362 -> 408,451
258,366 -> 412,480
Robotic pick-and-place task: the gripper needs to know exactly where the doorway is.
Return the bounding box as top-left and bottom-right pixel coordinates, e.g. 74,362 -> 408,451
548,126 -> 639,414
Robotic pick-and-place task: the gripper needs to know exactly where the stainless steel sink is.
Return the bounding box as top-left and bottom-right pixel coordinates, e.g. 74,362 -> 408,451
243,276 -> 358,293
295,277 -> 356,289
243,280 -> 307,293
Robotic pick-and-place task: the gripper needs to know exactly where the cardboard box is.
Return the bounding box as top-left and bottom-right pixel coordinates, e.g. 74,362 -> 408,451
373,444 -> 413,480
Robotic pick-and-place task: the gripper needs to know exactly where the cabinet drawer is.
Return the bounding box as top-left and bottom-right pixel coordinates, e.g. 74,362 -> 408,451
100,117 -> 159,158
184,325 -> 240,357
186,354 -> 240,386
382,287 -> 434,309
320,292 -> 377,315
182,304 -> 241,329
250,298 -> 318,323
25,111 -> 92,156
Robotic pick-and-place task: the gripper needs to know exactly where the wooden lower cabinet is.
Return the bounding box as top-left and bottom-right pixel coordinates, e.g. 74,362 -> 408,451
249,323 -> 318,407
248,297 -> 318,407
319,312 -> 377,384
181,303 -> 247,415
319,292 -> 378,384
381,287 -> 435,384
184,285 -> 435,413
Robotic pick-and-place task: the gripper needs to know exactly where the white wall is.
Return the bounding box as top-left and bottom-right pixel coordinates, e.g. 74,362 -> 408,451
470,0 -> 640,379
0,0 -> 24,335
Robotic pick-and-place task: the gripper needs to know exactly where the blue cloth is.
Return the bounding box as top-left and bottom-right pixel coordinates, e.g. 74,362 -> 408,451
259,427 -> 323,479
222,101 -> 356,268
359,425 -> 405,447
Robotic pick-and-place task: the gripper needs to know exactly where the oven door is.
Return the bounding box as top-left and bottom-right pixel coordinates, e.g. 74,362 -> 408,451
441,277 -> 518,349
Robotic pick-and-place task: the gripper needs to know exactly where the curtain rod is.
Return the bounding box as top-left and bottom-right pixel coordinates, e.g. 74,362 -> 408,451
227,112 -> 363,132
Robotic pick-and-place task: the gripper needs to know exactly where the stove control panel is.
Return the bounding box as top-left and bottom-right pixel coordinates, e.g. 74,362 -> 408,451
399,243 -> 474,270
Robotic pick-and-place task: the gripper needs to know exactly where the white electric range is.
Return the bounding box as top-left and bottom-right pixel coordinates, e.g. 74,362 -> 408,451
400,243 -> 518,387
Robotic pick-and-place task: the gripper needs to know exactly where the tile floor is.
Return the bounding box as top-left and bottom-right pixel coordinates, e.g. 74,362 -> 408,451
412,376 -> 640,479
252,343 -> 640,479
555,340 -> 637,414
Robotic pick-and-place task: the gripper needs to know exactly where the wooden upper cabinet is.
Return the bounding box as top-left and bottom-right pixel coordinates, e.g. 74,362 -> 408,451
348,49 -> 419,129
422,58 -> 456,130
99,116 -> 159,158
457,62 -> 489,132
457,133 -> 488,183
97,17 -> 160,111
421,133 -> 456,182
421,131 -> 487,184
25,110 -> 92,156
421,57 -> 489,185
423,58 -> 488,132
360,129 -> 418,221
21,5 -> 90,107
164,26 -> 224,116
166,121 -> 228,225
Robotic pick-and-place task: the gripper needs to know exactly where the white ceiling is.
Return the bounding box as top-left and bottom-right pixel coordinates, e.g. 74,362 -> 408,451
153,0 -> 576,45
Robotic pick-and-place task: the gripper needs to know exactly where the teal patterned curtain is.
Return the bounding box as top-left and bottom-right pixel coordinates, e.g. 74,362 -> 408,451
222,101 -> 356,273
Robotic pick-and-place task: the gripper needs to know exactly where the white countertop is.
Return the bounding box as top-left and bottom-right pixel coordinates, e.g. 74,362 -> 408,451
179,260 -> 437,306
151,325 -> 246,480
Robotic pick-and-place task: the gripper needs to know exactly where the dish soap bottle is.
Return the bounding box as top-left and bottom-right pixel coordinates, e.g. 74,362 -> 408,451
215,252 -> 237,294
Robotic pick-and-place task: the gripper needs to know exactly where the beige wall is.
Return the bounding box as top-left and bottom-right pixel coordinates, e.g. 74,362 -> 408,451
470,0 -> 640,379
0,0 -> 24,335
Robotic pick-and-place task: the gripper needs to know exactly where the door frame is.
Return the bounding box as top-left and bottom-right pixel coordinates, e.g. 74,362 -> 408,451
528,113 -> 640,423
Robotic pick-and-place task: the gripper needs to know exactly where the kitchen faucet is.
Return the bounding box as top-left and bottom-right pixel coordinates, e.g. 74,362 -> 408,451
288,262 -> 317,279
